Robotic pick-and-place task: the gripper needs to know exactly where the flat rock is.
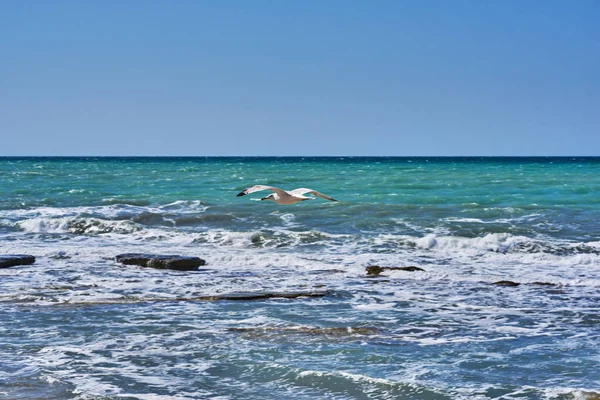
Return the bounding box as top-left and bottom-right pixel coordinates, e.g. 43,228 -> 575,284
198,291 -> 328,301
366,265 -> 425,276
0,254 -> 36,269
116,253 -> 206,271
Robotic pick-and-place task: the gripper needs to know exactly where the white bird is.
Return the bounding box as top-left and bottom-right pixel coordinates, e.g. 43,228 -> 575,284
237,185 -> 338,205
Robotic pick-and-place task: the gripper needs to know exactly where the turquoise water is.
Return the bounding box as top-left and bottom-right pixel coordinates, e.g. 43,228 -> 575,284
1,157 -> 599,399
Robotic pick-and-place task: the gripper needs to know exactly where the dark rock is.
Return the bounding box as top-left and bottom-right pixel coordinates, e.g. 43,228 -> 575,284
116,253 -> 166,267
493,280 -> 521,287
366,265 -> 385,276
197,291 -> 328,301
146,257 -> 205,271
397,266 -> 426,272
530,281 -> 557,286
366,265 -> 425,276
0,254 -> 36,269
116,253 -> 206,271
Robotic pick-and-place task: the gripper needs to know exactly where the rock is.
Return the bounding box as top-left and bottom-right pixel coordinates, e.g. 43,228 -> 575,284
51,290 -> 329,307
397,266 -> 426,272
115,253 -> 158,267
580,391 -> 600,400
366,265 -> 425,276
146,257 -> 205,271
0,254 -> 36,269
493,280 -> 521,287
116,253 -> 206,271
366,265 -> 385,276
530,281 -> 557,286
197,291 -> 328,301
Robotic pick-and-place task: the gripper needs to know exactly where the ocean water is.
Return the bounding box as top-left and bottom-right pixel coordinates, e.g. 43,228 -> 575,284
1,156 -> 599,400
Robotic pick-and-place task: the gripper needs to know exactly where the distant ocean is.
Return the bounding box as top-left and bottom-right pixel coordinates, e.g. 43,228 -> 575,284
1,157 -> 599,400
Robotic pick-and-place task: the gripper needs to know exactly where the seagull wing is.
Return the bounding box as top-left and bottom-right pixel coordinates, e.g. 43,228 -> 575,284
237,185 -> 290,197
289,188 -> 338,202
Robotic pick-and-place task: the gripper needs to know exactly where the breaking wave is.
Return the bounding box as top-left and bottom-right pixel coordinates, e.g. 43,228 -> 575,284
18,216 -> 143,235
5,206 -> 598,261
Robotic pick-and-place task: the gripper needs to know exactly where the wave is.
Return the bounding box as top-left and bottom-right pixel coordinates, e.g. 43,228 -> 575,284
10,212 -> 600,265
18,217 -> 143,235
3,203 -> 600,267
371,233 -> 600,257
443,213 -> 542,224
2,201 -> 209,230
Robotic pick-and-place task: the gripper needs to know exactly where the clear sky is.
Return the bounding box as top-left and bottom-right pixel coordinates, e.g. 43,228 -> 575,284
1,1 -> 598,156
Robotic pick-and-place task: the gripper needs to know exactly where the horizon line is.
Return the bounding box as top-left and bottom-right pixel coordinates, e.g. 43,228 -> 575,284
1,155 -> 599,159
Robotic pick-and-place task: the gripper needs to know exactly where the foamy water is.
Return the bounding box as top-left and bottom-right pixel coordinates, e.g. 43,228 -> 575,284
1,157 -> 599,399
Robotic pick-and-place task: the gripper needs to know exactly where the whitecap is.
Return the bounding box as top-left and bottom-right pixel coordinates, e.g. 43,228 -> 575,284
354,303 -> 396,311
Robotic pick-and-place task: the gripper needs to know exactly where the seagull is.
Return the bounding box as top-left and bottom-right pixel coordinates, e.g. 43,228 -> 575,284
236,185 -> 338,205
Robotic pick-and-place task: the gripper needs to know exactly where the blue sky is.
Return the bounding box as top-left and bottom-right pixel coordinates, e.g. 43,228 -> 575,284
1,1 -> 598,156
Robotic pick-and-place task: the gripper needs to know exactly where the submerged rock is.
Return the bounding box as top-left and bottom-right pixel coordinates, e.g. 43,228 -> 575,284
54,290 -> 329,306
228,325 -> 378,339
397,266 -> 426,272
366,265 -> 425,276
48,251 -> 71,260
116,253 -> 206,271
493,280 -> 521,287
198,291 -> 328,301
0,254 -> 36,269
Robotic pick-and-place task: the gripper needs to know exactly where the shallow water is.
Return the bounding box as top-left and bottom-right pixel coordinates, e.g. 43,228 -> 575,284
1,157 -> 599,399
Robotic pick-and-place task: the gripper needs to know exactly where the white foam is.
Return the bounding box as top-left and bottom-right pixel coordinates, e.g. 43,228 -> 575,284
415,234 -> 438,249
416,336 -> 515,346
297,369 -> 398,387
354,303 -> 397,311
18,217 -> 70,233
444,217 -> 487,223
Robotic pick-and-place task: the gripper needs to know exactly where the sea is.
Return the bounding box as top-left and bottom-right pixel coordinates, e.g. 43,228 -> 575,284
1,157 -> 599,400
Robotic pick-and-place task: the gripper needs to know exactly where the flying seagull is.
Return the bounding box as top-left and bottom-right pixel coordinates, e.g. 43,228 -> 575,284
237,185 -> 338,205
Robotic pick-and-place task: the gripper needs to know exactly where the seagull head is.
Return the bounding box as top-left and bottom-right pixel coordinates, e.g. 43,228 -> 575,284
261,194 -> 276,201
